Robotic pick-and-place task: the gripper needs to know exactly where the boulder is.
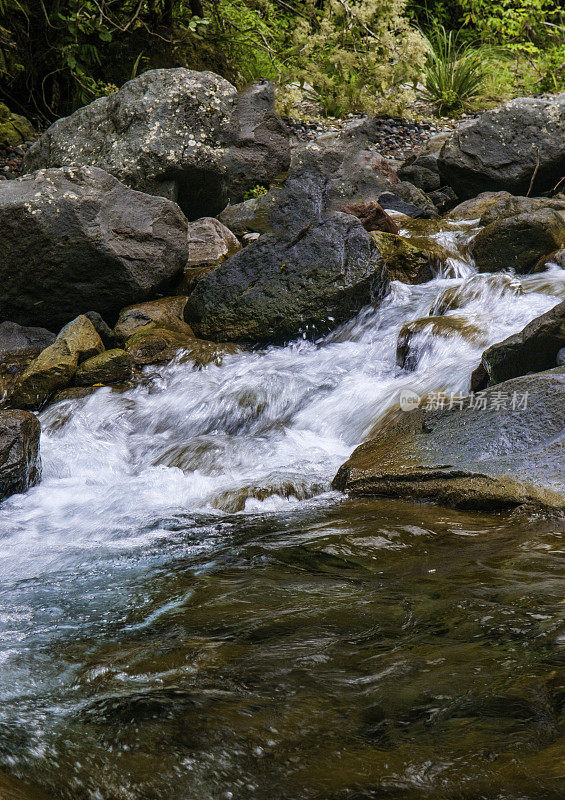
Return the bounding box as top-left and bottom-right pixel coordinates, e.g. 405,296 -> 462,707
438,95 -> 565,198
470,209 -> 565,274
369,232 -> 436,284
333,368 -> 565,510
0,321 -> 55,357
447,191 -> 514,221
0,166 -> 189,331
184,213 -> 388,343
23,69 -> 290,219
396,316 -> 486,370
479,299 -> 565,385
338,202 -> 399,233
0,409 -> 41,502
74,349 -> 134,386
0,102 -> 35,146
186,217 -> 242,266
218,192 -> 278,236
114,296 -> 192,341
479,195 -> 565,226
10,315 -> 103,409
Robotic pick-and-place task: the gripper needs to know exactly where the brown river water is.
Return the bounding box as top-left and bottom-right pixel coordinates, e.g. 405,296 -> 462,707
0,218 -> 563,799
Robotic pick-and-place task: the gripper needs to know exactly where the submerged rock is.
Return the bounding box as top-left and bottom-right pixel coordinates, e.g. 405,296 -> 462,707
479,299 -> 565,385
0,409 -> 41,502
333,368 -> 565,511
470,209 -> 565,274
0,167 -> 189,331
23,69 -> 290,219
439,94 -> 565,198
430,274 -> 523,316
396,316 -> 486,370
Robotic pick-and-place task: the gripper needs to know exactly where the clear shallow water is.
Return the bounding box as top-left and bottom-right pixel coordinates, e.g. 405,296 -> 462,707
0,221 -> 564,799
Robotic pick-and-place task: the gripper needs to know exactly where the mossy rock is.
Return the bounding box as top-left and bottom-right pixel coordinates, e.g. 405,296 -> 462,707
114,296 -> 192,341
0,104 -> 35,145
370,231 -> 436,284
74,349 -> 134,386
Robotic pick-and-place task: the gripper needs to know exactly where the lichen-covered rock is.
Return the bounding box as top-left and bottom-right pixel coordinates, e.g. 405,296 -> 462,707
0,166 -> 189,331
74,349 -> 134,386
396,316 -> 486,370
186,217 -> 242,266
114,296 -> 193,341
369,232 -> 436,284
333,368 -> 565,511
438,95 -> 565,198
0,409 -> 41,502
0,102 -> 35,146
480,299 -> 565,385
185,213 -> 388,344
10,315 -> 103,409
23,69 -> 290,219
470,209 -> 565,274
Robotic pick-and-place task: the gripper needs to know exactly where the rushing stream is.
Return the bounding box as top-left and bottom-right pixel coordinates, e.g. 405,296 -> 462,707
0,218 -> 563,799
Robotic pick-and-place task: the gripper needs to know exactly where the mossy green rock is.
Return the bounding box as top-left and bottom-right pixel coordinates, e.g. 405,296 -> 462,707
0,103 -> 35,146
333,367 -> 565,511
114,297 -> 192,341
369,231 -> 435,284
74,349 -> 134,387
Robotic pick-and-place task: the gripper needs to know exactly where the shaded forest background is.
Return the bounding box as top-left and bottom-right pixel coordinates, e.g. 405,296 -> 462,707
0,0 -> 563,124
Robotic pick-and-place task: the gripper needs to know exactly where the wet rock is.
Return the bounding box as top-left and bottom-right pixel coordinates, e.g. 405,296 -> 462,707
333,367 -> 565,510
447,191 -> 514,221
369,232 -> 435,284
479,299 -> 565,385
470,209 -> 565,274
74,349 -> 134,387
338,201 -> 399,233
479,195 -> 565,226
0,103 -> 35,146
396,316 -> 486,370
0,321 -> 55,357
124,324 -> 237,367
186,217 -> 242,266
0,166 -> 189,331
23,69 -> 290,219
10,315 -> 103,409
0,409 -> 41,502
114,296 -> 193,342
185,213 -> 388,344
438,95 -> 565,198
545,248 -> 565,269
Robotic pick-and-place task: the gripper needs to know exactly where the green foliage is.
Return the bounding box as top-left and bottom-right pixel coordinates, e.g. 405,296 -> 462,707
243,184 -> 269,200
420,26 -> 495,114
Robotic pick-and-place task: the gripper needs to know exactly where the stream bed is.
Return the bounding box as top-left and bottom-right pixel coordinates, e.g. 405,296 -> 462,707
0,218 -> 563,799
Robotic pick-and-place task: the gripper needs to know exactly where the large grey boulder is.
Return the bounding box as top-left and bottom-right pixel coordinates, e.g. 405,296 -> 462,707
185,213 -> 388,343
0,409 -> 41,501
0,321 -> 55,357
23,70 -> 290,219
479,299 -> 565,385
0,166 -> 189,331
333,368 -> 565,511
438,94 -> 565,198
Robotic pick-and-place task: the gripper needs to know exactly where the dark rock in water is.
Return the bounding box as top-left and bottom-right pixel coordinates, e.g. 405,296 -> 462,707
333,367 -> 565,511
438,94 -> 565,198
369,232 -> 436,285
470,209 -> 565,274
0,166 -> 189,331
0,409 -> 41,502
185,214 -> 388,343
0,321 -> 55,357
338,201 -> 399,233
23,69 -> 290,219
470,362 -> 489,392
74,349 -> 134,387
480,299 -> 565,385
